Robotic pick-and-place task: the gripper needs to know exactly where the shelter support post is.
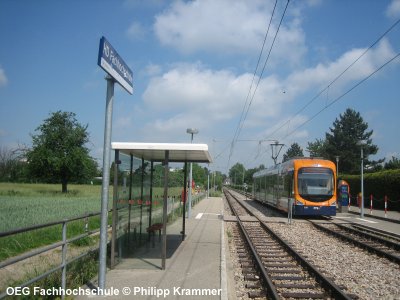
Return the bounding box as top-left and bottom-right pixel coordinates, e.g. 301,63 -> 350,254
148,161 -> 154,236
127,154 -> 133,248
182,163 -> 187,241
111,150 -> 120,269
139,158 -> 144,244
162,150 -> 169,270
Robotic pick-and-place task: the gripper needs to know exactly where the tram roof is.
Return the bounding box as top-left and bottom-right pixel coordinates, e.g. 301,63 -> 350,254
253,157 -> 335,178
111,142 -> 212,163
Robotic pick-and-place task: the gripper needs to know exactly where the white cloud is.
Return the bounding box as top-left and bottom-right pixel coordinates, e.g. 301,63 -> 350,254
142,63 -> 290,131
143,63 -> 162,77
153,0 -> 306,65
126,21 -> 146,40
386,0 -> 400,18
126,20 -> 400,168
285,39 -> 396,97
262,114 -> 309,141
0,67 -> 8,87
138,37 -> 398,149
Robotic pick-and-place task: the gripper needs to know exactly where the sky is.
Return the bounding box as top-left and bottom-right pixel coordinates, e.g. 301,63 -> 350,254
1,0 -> 400,174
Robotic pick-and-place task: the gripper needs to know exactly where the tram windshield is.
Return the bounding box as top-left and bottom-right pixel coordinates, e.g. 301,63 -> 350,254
297,167 -> 334,202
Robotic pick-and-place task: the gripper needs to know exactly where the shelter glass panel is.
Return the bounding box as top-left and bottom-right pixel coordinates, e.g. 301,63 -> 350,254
113,153 -> 153,265
111,152 -> 192,270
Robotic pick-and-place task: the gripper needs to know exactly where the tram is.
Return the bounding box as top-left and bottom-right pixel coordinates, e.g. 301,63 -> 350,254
253,158 -> 337,216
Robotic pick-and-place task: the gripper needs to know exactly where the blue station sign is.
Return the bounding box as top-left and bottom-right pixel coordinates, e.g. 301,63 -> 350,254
98,36 -> 133,94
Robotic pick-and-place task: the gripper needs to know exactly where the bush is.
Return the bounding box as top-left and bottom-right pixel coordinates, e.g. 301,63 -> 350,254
342,169 -> 400,211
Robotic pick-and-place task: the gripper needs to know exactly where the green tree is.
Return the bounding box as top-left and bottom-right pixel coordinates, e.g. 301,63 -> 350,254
211,170 -> 224,190
229,162 -> 245,185
384,156 -> 400,170
307,138 -> 328,158
191,163 -> 208,188
324,108 -> 381,174
26,111 -> 97,193
282,142 -> 304,162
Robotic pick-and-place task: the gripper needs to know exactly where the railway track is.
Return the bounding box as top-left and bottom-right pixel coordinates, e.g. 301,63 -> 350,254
224,188 -> 352,299
311,221 -> 400,264
350,222 -> 400,243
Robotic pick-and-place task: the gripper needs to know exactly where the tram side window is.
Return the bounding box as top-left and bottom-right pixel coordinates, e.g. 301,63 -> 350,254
284,172 -> 293,198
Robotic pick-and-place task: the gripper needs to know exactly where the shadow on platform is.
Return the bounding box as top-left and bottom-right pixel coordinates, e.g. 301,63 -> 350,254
114,234 -> 183,270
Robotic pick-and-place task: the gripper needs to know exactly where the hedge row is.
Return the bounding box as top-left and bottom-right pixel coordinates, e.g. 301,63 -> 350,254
341,169 -> 400,211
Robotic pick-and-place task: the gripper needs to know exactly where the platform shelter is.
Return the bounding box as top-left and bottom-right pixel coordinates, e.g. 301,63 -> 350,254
109,142 -> 212,270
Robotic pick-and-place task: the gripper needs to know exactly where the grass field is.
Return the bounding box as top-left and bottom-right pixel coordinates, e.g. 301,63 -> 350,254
0,183 -> 109,232
0,183 -> 186,232
0,183 -> 186,261
0,182 -> 203,295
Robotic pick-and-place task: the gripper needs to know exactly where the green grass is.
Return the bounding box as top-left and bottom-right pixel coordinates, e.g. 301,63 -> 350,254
0,183 -> 109,261
0,183 -> 187,261
0,183 -> 203,295
0,183 -> 108,232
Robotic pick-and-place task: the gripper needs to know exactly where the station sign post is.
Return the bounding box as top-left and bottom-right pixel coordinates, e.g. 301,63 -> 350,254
97,36 -> 133,290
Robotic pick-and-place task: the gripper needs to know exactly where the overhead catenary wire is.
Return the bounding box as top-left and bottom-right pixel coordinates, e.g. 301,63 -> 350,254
227,0 -> 290,172
281,51 -> 400,140
230,0 -> 278,148
255,51 -> 400,164
264,16 -> 400,142
254,50 -> 400,164
251,16 -> 400,165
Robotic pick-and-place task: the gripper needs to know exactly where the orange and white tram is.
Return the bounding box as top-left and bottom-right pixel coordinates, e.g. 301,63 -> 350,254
253,158 -> 337,216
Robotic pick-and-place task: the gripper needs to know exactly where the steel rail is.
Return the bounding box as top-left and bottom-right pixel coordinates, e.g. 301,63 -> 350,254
350,223 -> 400,241
335,223 -> 400,251
312,222 -> 400,264
223,189 -> 280,299
225,188 -> 352,300
260,222 -> 351,300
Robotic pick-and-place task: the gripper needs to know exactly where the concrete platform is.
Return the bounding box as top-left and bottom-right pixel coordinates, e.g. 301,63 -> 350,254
76,196 -> 229,300
333,206 -> 400,235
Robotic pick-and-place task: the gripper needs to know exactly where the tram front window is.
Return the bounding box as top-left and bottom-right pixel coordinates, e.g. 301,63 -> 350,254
298,168 -> 334,202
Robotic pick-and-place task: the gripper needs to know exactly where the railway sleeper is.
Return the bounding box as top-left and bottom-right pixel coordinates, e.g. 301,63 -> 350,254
280,291 -> 326,299
242,268 -> 257,275
257,249 -> 286,255
271,275 -> 305,280
262,241 -> 280,245
241,262 -> 255,268
244,274 -> 260,281
260,253 -> 290,258
254,244 -> 280,248
269,269 -> 302,274
260,245 -> 281,249
262,258 -> 294,263
239,259 -> 254,265
245,282 -> 261,289
248,290 -> 267,299
238,253 -> 251,258
258,247 -> 282,252
275,283 -> 316,289
265,263 -> 297,268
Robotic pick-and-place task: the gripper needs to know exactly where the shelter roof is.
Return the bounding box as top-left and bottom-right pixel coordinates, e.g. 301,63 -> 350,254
111,142 -> 212,163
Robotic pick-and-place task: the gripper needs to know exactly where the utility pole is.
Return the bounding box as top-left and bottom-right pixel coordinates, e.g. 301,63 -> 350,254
271,141 -> 285,165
